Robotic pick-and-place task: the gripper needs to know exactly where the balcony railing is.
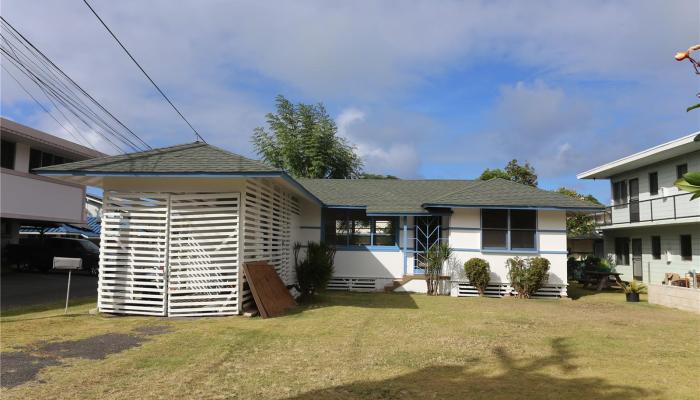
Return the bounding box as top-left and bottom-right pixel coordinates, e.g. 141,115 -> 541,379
594,192 -> 699,226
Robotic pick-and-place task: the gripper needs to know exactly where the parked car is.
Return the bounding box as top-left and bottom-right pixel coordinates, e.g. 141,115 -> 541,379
5,237 -> 100,275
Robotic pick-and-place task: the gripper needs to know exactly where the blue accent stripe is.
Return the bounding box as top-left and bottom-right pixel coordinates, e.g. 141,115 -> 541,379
423,203 -> 603,212
336,246 -> 402,252
451,248 -> 567,255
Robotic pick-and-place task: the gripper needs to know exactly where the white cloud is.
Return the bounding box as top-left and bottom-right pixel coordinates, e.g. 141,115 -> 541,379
336,108 -> 366,138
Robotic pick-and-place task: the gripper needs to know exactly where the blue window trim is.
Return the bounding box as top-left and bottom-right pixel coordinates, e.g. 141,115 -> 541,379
335,245 -> 401,252
481,209 -> 538,252
322,207 -> 399,248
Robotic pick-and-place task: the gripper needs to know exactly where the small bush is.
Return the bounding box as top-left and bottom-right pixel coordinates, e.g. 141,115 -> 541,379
293,241 -> 336,302
621,280 -> 647,294
584,256 -> 601,270
464,258 -> 491,296
506,256 -> 550,299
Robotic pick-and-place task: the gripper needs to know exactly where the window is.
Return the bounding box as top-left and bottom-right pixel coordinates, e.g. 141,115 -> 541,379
612,180 -> 627,207
1,140 -> 16,169
615,237 -> 630,265
323,209 -> 397,247
28,148 -> 72,172
481,209 -> 536,250
680,235 -> 692,261
648,172 -> 658,196
676,164 -> 688,179
651,236 -> 661,260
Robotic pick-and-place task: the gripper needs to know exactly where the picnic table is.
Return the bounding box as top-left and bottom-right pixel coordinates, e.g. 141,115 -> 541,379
582,271 -> 625,291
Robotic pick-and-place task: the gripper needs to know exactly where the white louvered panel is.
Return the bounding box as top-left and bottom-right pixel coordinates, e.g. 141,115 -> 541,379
98,192 -> 168,316
243,179 -> 298,291
327,277 -> 378,291
167,193 -> 240,317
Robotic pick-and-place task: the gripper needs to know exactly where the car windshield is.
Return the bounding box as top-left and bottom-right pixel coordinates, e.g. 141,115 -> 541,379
79,240 -> 100,252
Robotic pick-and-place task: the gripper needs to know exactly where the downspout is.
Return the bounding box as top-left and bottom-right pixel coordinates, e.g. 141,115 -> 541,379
402,216 -> 408,276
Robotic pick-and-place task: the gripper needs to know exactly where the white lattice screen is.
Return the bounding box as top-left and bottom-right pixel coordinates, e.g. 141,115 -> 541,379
242,179 -> 300,303
167,193 -> 240,316
99,191 -> 242,316
99,192 -> 169,316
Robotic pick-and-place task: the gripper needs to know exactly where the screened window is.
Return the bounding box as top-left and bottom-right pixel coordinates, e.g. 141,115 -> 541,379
1,140 -> 16,169
323,209 -> 397,247
651,236 -> 661,260
481,209 -> 536,250
649,172 -> 658,196
676,164 -> 688,179
612,181 -> 627,207
28,148 -> 72,172
615,237 -> 630,265
680,235 -> 692,261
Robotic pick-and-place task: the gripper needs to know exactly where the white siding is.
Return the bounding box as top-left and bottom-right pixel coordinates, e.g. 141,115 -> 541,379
604,224 -> 700,285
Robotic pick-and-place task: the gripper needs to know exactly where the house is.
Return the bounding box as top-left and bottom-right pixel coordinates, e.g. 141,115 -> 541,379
36,142 -> 601,316
577,132 -> 700,284
0,118 -> 106,250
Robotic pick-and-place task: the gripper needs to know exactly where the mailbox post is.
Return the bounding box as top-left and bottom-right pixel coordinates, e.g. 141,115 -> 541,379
53,257 -> 82,314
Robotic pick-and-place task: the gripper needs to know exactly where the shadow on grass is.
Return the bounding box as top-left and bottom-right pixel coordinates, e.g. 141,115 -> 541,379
0,296 -> 96,319
286,337 -> 654,399
567,283 -> 623,300
289,291 -> 419,315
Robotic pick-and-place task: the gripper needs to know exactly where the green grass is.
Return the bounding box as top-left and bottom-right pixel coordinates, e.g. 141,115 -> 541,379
1,286 -> 698,399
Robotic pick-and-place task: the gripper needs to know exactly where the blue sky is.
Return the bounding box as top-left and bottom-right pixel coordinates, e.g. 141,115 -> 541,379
2,1 -> 699,203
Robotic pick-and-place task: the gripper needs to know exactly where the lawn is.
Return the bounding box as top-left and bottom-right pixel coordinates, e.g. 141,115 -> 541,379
1,286 -> 698,399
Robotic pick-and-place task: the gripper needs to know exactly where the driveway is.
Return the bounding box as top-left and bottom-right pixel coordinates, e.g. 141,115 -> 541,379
1,271 -> 97,312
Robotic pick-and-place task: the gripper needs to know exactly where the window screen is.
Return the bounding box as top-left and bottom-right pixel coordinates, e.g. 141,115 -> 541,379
649,172 -> 658,196
677,164 -> 688,179
1,140 -> 15,169
680,235 -> 692,261
651,236 -> 661,260
481,209 -> 536,250
615,237 -> 630,265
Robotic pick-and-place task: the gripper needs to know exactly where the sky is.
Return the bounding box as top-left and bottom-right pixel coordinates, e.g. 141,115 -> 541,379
2,0 -> 699,203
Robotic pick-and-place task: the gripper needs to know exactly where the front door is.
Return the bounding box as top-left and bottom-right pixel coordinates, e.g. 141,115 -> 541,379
629,179 -> 640,222
632,238 -> 643,281
414,216 -> 442,274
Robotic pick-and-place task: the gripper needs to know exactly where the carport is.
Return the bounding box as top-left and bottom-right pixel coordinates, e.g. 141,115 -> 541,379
36,143 -> 319,317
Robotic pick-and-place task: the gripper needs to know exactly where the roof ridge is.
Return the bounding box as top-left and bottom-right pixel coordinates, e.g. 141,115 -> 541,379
204,143 -> 280,170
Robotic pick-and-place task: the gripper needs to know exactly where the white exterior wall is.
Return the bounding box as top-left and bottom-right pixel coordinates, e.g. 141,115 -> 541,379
1,170 -> 85,224
603,224 -> 700,285
447,209 -> 567,285
607,152 -> 700,226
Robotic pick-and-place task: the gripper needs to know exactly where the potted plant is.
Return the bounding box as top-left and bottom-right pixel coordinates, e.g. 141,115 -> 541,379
621,280 -> 647,302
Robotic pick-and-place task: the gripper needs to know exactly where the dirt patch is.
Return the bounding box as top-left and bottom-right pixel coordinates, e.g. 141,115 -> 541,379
0,352 -> 61,389
36,333 -> 146,360
1,327 -> 173,388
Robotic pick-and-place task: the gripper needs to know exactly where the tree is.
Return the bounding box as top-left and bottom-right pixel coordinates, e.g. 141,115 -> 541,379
555,187 -> 602,236
674,44 -> 700,112
252,95 -> 362,178
360,173 -> 399,179
675,172 -> 700,200
479,159 -> 538,187
425,242 -> 452,295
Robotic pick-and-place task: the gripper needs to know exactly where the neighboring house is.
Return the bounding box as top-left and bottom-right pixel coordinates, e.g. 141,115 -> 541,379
19,216 -> 102,244
0,118 -> 106,249
577,133 -> 700,284
567,232 -> 604,260
36,142 -> 601,317
85,193 -> 103,218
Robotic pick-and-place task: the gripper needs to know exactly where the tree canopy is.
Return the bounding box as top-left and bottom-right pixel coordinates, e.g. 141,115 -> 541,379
360,173 -> 399,179
555,187 -> 602,236
252,95 -> 362,179
479,159 -> 538,187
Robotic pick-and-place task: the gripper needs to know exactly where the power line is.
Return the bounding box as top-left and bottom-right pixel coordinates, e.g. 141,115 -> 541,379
82,0 -> 207,143
0,16 -> 151,153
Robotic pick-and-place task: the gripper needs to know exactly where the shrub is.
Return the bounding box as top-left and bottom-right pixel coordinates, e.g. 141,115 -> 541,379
621,280 -> 647,294
425,243 -> 452,295
584,256 -> 601,270
506,256 -> 550,298
463,258 -> 491,296
293,241 -> 336,302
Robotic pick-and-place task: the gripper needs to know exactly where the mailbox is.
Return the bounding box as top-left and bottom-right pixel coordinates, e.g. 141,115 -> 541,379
53,257 -> 83,270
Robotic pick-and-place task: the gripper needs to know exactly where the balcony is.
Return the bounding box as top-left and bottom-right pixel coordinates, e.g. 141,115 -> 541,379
593,192 -> 699,227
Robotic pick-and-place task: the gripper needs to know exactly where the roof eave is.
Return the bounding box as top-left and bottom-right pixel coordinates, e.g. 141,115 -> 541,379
422,203 -> 604,212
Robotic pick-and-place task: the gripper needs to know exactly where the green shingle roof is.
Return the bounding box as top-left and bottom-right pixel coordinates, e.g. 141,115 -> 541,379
35,142 -> 280,175
297,179 -> 485,214
298,178 -> 603,213
36,142 -> 603,213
